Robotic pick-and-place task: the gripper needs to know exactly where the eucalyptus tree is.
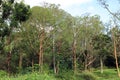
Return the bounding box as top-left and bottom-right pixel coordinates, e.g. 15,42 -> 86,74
98,0 -> 120,77
41,3 -> 74,74
110,26 -> 120,77
23,6 -> 50,72
23,3 -> 68,72
0,0 -> 31,73
51,8 -> 73,74
76,15 -> 104,70
69,17 -> 78,74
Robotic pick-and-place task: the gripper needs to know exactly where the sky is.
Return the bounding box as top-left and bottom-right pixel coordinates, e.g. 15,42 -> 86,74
23,0 -> 120,23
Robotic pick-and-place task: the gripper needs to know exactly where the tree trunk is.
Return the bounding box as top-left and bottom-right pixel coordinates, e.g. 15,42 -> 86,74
19,53 -> 23,70
7,51 -> 12,73
56,61 -> 59,74
32,58 -> 34,72
53,34 -> 56,74
72,38 -> 77,73
6,36 -> 12,74
84,57 -> 87,71
112,31 -> 120,77
100,57 -> 103,74
39,30 -> 44,72
56,40 -> 62,74
72,26 -> 77,74
113,38 -> 120,77
39,41 -> 42,72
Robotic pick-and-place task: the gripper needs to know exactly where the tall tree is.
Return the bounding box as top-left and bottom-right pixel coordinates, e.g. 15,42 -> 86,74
98,0 -> 120,77
76,15 -> 103,70
0,0 -> 31,73
111,27 -> 120,77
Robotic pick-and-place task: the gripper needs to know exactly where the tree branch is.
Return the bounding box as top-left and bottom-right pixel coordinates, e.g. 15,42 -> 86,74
105,6 -> 120,21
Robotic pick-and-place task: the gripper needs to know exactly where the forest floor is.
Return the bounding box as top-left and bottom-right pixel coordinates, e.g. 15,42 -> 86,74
94,69 -> 120,80
0,68 -> 120,80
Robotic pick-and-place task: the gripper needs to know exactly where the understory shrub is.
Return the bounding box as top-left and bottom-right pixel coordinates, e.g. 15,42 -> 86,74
78,71 -> 97,80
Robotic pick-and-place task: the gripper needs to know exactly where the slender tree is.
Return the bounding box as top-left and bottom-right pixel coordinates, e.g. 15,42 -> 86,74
98,0 -> 120,76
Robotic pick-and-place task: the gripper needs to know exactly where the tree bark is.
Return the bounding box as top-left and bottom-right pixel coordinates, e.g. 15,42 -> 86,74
113,38 -> 120,77
100,57 -> 103,74
72,37 -> 77,73
19,53 -> 23,70
56,61 -> 59,74
32,58 -> 34,72
84,56 -> 87,71
56,40 -> 62,74
39,30 -> 44,72
112,31 -> 120,77
7,51 -> 12,73
6,36 -> 12,74
53,34 -> 56,74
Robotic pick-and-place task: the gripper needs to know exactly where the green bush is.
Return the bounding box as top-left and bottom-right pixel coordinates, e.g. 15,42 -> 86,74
78,71 -> 97,80
56,70 -> 76,80
0,70 -> 8,77
0,72 -> 56,80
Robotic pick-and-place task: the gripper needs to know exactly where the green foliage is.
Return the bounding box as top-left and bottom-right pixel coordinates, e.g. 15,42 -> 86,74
0,23 -> 10,37
92,33 -> 112,56
13,2 -> 31,22
0,69 -> 120,80
78,71 -> 98,80
0,1 -> 119,80
56,70 -> 75,80
2,1 -> 12,19
0,72 -> 56,80
0,70 -> 8,77
8,0 -> 14,4
94,69 -> 117,78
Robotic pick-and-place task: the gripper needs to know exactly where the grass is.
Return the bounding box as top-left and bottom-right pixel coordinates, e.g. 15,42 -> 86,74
94,69 -> 120,80
0,69 -> 120,80
0,72 -> 56,80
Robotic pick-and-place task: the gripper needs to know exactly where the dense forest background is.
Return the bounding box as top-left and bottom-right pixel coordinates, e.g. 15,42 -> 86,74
1,0 -> 120,80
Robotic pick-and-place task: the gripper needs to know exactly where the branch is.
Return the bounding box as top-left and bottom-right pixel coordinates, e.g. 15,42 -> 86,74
105,6 -> 120,21
98,0 -> 120,21
86,57 -> 96,67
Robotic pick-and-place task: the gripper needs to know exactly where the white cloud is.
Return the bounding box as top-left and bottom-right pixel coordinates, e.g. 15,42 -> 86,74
24,0 -> 93,8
